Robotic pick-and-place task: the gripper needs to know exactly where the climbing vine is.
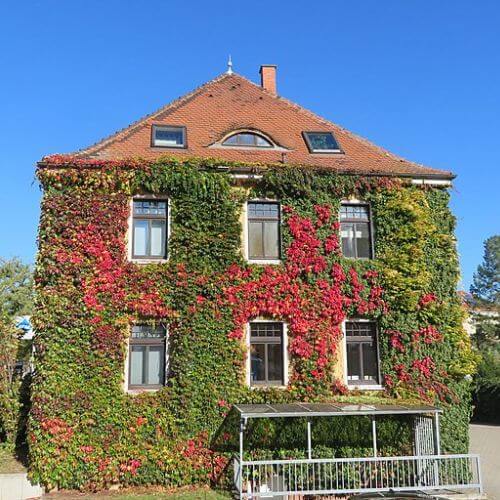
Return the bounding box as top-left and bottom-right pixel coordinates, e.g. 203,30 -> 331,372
30,155 -> 475,491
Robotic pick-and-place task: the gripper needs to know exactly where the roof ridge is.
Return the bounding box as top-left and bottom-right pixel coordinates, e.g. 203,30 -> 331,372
75,72 -> 234,156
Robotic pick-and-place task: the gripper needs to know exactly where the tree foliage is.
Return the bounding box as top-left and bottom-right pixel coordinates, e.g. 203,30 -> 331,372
0,257 -> 33,316
470,235 -> 500,307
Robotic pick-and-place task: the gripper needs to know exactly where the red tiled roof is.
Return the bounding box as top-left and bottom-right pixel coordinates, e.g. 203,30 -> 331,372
67,72 -> 453,179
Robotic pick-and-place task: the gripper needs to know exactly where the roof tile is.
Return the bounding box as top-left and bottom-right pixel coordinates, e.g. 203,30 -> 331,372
69,72 -> 452,179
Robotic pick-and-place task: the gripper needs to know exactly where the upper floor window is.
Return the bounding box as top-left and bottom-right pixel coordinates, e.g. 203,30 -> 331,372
249,322 -> 285,387
303,131 -> 340,153
247,202 -> 281,261
129,324 -> 167,389
152,125 -> 186,148
132,199 -> 168,260
345,321 -> 380,387
223,131 -> 273,148
340,204 -> 372,259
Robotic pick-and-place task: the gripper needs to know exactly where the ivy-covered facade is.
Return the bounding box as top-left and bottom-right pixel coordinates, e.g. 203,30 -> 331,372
30,69 -> 475,492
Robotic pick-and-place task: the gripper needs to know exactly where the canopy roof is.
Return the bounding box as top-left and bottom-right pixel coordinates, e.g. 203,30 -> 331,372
234,402 -> 441,419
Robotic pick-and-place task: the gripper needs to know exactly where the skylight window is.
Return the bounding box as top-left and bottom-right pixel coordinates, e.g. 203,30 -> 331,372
223,132 -> 273,148
303,131 -> 340,153
152,125 -> 186,148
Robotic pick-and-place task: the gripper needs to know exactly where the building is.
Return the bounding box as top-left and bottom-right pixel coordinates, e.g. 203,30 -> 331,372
31,65 -> 480,496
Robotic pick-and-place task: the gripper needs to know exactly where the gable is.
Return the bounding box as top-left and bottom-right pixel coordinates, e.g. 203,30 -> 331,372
72,72 -> 453,179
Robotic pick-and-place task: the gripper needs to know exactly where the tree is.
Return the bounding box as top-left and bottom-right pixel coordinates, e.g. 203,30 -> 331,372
0,257 -> 33,316
0,258 -> 33,446
470,235 -> 500,307
0,311 -> 22,443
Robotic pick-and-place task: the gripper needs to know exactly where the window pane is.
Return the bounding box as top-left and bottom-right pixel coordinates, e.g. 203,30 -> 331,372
347,343 -> 361,381
248,202 -> 279,219
132,325 -> 166,339
130,346 -> 144,385
362,343 -> 378,382
250,344 -> 266,382
147,346 -> 164,385
223,133 -> 272,147
263,221 -> 280,258
267,343 -> 283,382
340,204 -> 369,221
346,322 -> 376,339
256,135 -> 272,147
356,223 -> 371,258
150,220 -> 166,257
341,223 -> 356,258
134,200 -> 167,216
133,220 -> 148,256
248,221 -> 264,258
238,133 -> 256,145
224,135 -> 238,145
154,127 -> 184,146
250,322 -> 283,338
306,132 -> 339,150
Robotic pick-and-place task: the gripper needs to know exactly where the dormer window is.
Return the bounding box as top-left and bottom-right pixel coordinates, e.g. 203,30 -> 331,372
303,131 -> 340,153
222,132 -> 273,148
152,125 -> 186,148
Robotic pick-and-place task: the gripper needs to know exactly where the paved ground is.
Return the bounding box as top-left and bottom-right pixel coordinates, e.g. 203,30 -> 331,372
470,423 -> 500,499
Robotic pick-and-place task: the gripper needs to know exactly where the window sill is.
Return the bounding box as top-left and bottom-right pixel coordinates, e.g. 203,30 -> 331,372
126,387 -> 162,395
130,259 -> 168,265
348,384 -> 384,391
310,149 -> 343,154
247,259 -> 282,266
249,385 -> 288,390
342,256 -> 374,261
150,145 -> 187,150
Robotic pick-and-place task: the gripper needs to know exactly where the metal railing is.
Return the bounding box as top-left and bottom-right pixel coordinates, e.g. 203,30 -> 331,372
234,454 -> 482,498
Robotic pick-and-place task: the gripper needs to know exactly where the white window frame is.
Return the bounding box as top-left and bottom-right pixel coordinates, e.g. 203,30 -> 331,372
151,125 -> 186,148
341,319 -> 383,391
243,199 -> 282,265
303,131 -> 342,153
339,198 -> 375,260
124,323 -> 170,394
127,195 -> 170,264
209,129 -> 288,152
246,319 -> 289,389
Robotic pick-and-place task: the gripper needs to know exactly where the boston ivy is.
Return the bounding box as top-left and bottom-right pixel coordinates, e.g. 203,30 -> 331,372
30,156 -> 475,491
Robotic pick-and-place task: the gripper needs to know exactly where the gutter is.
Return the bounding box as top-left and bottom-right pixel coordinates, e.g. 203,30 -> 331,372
37,159 -> 455,185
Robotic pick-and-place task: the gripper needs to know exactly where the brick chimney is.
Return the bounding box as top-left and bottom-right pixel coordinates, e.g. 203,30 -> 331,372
260,65 -> 277,96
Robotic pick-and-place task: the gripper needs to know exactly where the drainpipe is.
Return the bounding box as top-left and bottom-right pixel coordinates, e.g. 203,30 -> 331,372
307,419 -> 312,460
372,417 -> 378,457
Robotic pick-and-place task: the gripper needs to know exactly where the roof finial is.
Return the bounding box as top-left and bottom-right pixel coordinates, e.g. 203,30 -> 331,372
226,55 -> 233,75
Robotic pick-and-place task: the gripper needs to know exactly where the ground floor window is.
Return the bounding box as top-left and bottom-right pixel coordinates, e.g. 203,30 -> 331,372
249,321 -> 285,386
129,324 -> 167,389
346,320 -> 380,386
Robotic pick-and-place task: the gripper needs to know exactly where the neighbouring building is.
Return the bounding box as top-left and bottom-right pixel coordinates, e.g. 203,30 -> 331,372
31,65 -> 481,496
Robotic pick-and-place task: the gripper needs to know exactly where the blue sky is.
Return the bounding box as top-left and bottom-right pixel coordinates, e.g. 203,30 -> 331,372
0,0 -> 498,290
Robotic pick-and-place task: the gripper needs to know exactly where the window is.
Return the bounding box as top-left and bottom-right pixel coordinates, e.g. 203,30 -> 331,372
132,199 -> 168,260
345,321 -> 380,386
247,202 -> 281,261
152,125 -> 186,148
129,324 -> 167,389
223,132 -> 273,148
249,322 -> 284,386
303,131 -> 340,153
340,204 -> 372,259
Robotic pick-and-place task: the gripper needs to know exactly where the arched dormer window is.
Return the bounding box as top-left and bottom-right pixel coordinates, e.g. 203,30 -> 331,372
222,131 -> 273,148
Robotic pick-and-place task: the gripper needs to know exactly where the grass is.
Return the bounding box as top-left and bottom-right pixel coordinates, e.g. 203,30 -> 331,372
0,446 -> 27,474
